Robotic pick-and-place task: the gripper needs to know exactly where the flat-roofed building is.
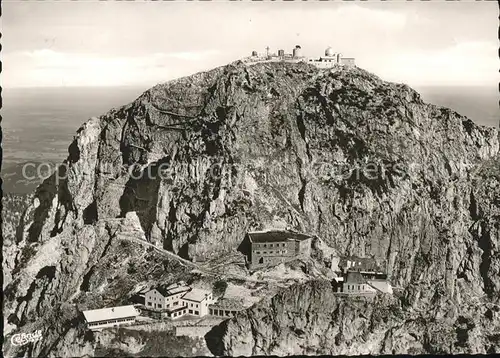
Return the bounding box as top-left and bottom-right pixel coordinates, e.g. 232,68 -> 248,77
182,288 -> 212,317
82,305 -> 140,331
247,229 -> 312,270
340,57 -> 356,67
209,297 -> 245,318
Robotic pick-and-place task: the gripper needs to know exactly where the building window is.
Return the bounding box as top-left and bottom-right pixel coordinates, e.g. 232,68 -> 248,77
195,311 -> 199,315
158,304 -> 162,308
189,309 -> 193,314
270,244 -> 273,247
196,304 -> 199,308
263,244 -> 267,247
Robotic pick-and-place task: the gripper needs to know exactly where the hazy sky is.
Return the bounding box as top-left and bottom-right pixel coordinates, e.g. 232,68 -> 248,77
2,1 -> 498,88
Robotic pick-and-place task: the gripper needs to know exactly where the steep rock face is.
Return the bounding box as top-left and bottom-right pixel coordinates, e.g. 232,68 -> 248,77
209,281 -> 500,356
3,193 -> 33,286
3,61 -> 500,355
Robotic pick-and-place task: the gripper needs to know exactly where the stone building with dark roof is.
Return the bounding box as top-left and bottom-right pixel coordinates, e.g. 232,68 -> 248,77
246,229 -> 312,270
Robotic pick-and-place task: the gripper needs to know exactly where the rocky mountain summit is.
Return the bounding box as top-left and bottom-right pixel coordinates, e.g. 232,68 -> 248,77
3,61 -> 500,356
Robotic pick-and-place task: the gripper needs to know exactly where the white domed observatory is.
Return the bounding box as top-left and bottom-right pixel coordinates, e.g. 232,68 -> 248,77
325,46 -> 335,57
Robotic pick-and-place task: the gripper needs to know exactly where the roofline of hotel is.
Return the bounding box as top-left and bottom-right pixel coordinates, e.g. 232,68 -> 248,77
247,229 -> 313,241
345,269 -> 386,275
182,296 -> 209,303
247,228 -> 291,234
149,286 -> 191,297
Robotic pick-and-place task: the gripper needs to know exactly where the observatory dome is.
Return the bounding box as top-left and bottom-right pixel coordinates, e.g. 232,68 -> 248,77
325,47 -> 335,57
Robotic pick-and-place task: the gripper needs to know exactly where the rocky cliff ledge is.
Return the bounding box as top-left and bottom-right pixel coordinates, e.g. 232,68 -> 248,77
207,280 -> 500,355
3,61 -> 500,356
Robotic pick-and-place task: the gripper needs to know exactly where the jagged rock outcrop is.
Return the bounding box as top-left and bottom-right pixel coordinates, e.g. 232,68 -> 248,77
3,61 -> 500,356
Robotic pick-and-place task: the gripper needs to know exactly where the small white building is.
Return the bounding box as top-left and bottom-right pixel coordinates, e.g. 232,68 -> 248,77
343,271 -> 377,295
341,271 -> 393,295
82,305 -> 141,331
181,288 -> 213,317
144,282 -> 191,311
144,283 -> 214,319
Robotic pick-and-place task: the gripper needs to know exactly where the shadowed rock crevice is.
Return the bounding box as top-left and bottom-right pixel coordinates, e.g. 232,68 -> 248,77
205,322 -> 228,356
27,174 -> 58,243
477,221 -> 493,297
83,200 -> 98,225
67,140 -> 80,164
79,267 -> 95,292
118,158 -> 169,238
